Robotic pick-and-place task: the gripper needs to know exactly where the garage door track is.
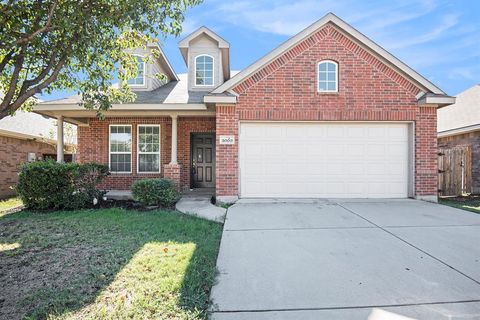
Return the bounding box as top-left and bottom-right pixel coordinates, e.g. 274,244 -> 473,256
209,199 -> 480,319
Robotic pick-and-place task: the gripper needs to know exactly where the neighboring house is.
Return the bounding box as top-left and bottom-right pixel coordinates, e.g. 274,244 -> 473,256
34,13 -> 454,203
438,85 -> 480,194
0,111 -> 76,198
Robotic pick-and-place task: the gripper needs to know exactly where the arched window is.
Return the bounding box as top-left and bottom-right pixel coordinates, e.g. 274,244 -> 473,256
195,55 -> 214,86
127,55 -> 145,86
318,60 -> 338,92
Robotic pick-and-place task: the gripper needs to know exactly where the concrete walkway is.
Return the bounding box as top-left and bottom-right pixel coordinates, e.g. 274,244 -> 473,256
210,199 -> 480,319
105,190 -> 133,201
176,189 -> 226,223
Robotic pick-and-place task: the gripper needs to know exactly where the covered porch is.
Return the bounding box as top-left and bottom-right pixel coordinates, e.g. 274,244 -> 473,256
34,103 -> 217,191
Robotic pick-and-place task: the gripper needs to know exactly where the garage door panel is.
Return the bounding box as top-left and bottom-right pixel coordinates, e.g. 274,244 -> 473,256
286,126 -> 307,138
240,122 -> 410,198
306,126 -> 326,137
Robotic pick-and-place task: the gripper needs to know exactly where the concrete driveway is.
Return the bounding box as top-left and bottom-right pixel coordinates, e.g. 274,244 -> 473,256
209,199 -> 480,320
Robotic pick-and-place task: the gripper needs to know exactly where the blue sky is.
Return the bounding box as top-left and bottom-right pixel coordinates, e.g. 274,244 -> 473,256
45,0 -> 480,99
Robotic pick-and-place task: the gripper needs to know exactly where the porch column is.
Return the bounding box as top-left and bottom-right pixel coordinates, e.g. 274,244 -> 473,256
56,116 -> 64,163
170,114 -> 178,164
164,114 -> 181,190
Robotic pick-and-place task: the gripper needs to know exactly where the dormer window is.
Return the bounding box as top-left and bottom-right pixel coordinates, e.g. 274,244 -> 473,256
195,55 -> 214,86
127,56 -> 145,86
318,60 -> 338,92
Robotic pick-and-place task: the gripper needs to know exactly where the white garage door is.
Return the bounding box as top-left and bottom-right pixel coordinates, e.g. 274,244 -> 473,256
239,122 -> 410,198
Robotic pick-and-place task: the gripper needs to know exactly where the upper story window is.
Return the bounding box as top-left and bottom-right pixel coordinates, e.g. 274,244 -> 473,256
127,56 -> 145,86
195,55 -> 214,86
318,60 -> 338,92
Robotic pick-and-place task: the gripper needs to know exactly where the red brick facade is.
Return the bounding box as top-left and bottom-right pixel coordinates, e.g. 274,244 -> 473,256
215,105 -> 239,196
214,22 -> 438,198
76,22 -> 438,199
0,135 -> 56,198
77,117 -> 215,190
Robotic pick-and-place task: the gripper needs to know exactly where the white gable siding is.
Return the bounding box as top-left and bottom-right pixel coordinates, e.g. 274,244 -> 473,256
187,34 -> 223,91
129,48 -> 169,92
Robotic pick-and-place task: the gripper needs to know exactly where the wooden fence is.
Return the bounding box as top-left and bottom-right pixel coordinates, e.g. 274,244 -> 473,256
438,146 -> 472,196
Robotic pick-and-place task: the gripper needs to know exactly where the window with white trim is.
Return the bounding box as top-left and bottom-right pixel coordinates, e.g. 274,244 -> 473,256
195,55 -> 214,86
318,60 -> 338,92
137,125 -> 160,173
127,56 -> 145,86
109,125 -> 132,173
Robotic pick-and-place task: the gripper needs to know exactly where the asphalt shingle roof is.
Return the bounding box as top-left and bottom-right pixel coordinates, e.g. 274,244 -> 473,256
438,84 -> 480,133
0,111 -> 62,140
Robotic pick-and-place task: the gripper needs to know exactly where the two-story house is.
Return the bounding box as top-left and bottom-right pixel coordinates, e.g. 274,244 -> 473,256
34,13 -> 454,203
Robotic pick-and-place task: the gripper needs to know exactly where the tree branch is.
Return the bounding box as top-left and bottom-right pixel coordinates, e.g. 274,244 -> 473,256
20,51 -> 58,92
0,0 -> 15,16
1,55 -> 67,118
0,49 -> 14,73
15,1 -> 58,45
0,45 -> 26,111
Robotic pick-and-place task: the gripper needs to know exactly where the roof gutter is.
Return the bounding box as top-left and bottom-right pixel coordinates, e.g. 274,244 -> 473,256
438,124 -> 480,138
34,103 -> 208,111
0,128 -> 76,148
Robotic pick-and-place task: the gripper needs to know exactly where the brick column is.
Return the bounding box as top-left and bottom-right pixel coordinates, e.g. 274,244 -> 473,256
163,114 -> 182,190
415,105 -> 438,202
215,104 -> 239,204
163,163 -> 181,190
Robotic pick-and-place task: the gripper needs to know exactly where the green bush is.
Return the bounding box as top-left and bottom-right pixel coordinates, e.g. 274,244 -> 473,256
15,161 -> 109,210
131,178 -> 180,207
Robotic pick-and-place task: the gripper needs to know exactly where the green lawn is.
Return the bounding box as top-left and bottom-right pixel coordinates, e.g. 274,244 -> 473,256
0,197 -> 23,215
440,196 -> 480,214
0,208 -> 223,320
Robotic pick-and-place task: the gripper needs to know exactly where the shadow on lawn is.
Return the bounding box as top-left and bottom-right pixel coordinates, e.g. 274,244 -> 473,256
0,208 -> 222,319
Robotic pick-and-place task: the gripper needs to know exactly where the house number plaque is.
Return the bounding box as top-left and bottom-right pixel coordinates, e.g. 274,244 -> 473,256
219,135 -> 235,145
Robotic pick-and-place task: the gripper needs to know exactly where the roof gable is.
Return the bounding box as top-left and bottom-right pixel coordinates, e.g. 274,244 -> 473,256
213,13 -> 445,96
178,26 -> 231,83
147,43 -> 178,81
178,26 -> 230,50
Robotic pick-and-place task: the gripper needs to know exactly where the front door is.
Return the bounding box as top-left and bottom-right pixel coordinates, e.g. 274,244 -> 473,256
191,133 -> 216,188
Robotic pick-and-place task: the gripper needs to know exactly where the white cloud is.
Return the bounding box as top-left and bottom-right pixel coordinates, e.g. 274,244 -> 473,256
180,18 -> 201,36
214,0 -> 339,36
385,13 -> 459,50
212,0 -> 438,37
450,66 -> 480,81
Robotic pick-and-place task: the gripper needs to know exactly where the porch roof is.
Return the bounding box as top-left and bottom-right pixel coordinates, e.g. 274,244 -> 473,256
33,103 -> 215,126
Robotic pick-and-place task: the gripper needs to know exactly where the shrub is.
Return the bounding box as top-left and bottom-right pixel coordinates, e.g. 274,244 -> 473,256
15,161 -> 109,210
131,178 -> 180,207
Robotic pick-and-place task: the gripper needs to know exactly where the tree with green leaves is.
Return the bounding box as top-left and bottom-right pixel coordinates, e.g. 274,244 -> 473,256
0,0 -> 201,119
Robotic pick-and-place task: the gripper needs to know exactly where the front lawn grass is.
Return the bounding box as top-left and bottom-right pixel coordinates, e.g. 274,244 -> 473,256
440,195 -> 480,214
0,197 -> 23,215
0,208 -> 223,319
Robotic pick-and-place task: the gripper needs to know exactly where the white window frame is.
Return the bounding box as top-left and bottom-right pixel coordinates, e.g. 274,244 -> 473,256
127,55 -> 146,87
194,54 -> 214,87
317,60 -> 338,93
137,124 -> 161,174
109,124 -> 132,174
